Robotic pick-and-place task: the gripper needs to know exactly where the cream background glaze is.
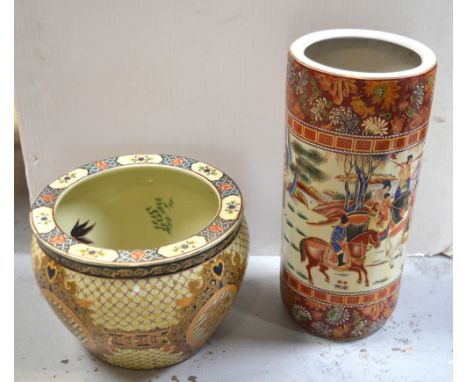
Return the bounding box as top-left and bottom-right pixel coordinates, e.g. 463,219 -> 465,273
281,133 -> 424,293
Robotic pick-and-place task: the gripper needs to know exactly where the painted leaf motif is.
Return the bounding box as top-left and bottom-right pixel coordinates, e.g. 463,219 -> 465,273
146,197 -> 174,234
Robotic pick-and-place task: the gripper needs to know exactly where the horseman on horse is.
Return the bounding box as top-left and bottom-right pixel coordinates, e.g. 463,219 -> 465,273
299,212 -> 381,287
329,214 -> 350,267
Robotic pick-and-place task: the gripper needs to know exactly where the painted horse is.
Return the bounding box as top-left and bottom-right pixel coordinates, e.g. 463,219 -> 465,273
299,230 -> 381,287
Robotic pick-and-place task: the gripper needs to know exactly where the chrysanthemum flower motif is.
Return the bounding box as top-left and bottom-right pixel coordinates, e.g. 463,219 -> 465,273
325,306 -> 350,326
310,97 -> 329,122
362,116 -> 389,136
329,106 -> 360,135
291,304 -> 312,322
350,318 -> 370,338
311,321 -> 332,337
363,80 -> 400,111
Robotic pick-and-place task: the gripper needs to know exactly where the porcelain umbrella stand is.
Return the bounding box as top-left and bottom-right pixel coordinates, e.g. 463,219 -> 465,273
280,29 -> 436,340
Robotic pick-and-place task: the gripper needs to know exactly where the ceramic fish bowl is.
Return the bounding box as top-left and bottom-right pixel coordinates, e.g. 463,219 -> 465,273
30,154 -> 248,369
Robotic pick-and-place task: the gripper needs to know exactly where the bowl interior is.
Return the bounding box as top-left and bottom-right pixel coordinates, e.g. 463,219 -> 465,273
304,37 -> 422,73
54,165 -> 220,250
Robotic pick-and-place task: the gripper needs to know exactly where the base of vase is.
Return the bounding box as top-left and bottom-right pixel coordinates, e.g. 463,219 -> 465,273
280,269 -> 400,341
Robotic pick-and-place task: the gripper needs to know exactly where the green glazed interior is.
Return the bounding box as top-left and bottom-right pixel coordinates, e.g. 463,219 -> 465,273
54,166 -> 220,250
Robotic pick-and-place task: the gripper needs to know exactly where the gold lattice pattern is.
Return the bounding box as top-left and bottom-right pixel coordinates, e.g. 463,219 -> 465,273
102,348 -> 186,369
66,268 -> 201,331
31,219 -> 249,369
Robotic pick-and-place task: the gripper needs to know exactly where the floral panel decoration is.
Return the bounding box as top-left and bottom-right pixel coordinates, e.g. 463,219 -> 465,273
117,154 -> 163,165
158,236 -> 207,258
220,196 -> 242,220
191,162 -> 224,181
68,244 -> 119,262
49,168 -> 88,189
32,207 -> 56,234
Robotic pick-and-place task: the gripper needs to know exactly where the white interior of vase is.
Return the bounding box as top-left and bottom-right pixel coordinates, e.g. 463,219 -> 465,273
54,166 -> 220,250
304,37 -> 422,73
291,29 -> 436,79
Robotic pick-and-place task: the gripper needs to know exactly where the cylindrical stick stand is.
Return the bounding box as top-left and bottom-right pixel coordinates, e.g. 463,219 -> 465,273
281,29 -> 436,340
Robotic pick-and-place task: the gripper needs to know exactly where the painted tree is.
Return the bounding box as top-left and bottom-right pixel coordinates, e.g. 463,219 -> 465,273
288,139 -> 327,196
338,154 -> 389,212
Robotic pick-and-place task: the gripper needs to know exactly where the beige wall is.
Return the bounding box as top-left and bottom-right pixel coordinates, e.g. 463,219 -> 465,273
15,0 -> 452,255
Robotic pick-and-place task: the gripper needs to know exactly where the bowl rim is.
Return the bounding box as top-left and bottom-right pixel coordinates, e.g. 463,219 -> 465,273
30,154 -> 243,269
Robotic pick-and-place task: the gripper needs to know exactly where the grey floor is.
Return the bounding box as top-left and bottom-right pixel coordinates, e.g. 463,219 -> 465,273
14,133 -> 453,382
15,255 -> 453,382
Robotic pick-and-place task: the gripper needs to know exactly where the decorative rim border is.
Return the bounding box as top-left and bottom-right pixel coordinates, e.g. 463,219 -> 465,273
30,154 -> 243,269
287,110 -> 428,155
32,221 -> 242,278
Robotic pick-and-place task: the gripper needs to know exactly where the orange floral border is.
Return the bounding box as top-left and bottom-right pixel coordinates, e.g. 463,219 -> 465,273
287,111 -> 428,154
286,54 -> 436,149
